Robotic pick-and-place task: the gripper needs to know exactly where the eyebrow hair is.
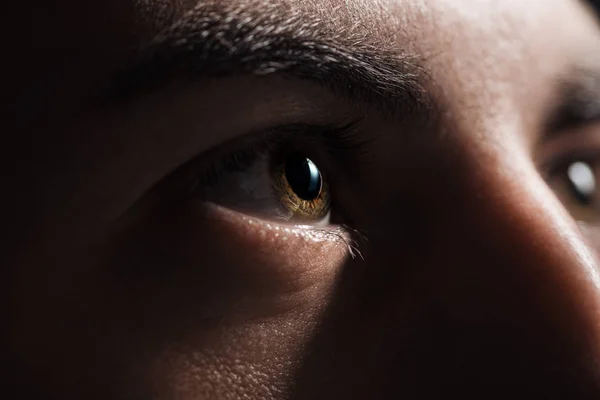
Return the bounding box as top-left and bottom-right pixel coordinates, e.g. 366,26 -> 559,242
106,2 -> 433,119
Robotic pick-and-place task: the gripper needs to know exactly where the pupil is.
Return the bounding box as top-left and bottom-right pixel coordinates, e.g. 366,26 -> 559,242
567,161 -> 596,205
284,155 -> 322,201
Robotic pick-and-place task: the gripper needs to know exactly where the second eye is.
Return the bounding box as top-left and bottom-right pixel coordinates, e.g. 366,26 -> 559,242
548,158 -> 600,225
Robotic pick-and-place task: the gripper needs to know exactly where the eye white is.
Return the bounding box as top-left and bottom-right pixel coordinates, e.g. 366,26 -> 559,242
200,153 -> 331,226
568,161 -> 596,198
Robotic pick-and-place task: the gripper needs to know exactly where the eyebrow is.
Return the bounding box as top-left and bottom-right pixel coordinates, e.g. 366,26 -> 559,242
106,3 -> 433,119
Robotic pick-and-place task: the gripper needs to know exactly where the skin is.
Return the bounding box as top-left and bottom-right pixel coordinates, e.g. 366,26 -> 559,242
5,0 -> 600,398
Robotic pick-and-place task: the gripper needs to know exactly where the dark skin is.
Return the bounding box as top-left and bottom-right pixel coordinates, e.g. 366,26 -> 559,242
6,0 -> 600,398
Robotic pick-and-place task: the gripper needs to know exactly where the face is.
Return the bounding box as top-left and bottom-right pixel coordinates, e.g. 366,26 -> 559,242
6,0 -> 600,398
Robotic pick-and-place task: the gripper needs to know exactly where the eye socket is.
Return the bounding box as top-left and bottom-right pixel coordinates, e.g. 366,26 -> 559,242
548,158 -> 600,224
185,120 -> 363,228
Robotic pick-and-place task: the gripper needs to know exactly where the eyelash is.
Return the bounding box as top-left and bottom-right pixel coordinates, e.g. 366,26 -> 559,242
191,119 -> 365,193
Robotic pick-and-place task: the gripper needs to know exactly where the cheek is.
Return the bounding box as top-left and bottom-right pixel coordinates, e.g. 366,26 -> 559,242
96,202 -> 351,397
111,202 -> 349,310
12,193 -> 351,398
148,311 -> 324,399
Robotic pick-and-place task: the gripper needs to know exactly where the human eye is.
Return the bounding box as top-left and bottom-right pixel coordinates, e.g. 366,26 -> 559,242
181,121 -> 361,232
548,158 -> 600,225
542,125 -> 600,227
197,141 -> 331,227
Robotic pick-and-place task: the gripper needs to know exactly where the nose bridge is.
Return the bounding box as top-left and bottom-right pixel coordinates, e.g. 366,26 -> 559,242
360,140 -> 600,394
461,145 -> 600,309
408,142 -> 600,370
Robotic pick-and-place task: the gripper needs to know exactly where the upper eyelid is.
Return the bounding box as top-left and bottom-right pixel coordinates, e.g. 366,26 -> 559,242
547,97 -> 600,134
545,70 -> 600,135
181,118 -> 365,191
542,149 -> 600,178
536,123 -> 600,177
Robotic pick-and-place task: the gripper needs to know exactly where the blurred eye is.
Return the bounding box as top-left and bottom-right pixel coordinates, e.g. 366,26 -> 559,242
195,145 -> 331,226
548,158 -> 600,224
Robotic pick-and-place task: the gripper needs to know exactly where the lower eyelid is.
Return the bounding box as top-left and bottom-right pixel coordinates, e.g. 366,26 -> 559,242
207,203 -> 347,241
202,203 -> 352,258
192,204 -> 354,294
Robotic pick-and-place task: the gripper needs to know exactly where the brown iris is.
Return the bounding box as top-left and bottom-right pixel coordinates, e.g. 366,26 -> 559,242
271,153 -> 331,222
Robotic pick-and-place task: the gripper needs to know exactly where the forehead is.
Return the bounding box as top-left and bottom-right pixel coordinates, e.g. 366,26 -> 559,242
134,0 -> 598,52
396,0 -> 600,132
33,0 -> 599,59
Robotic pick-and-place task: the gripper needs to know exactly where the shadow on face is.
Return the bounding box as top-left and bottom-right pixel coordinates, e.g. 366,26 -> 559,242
5,0 -> 600,399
